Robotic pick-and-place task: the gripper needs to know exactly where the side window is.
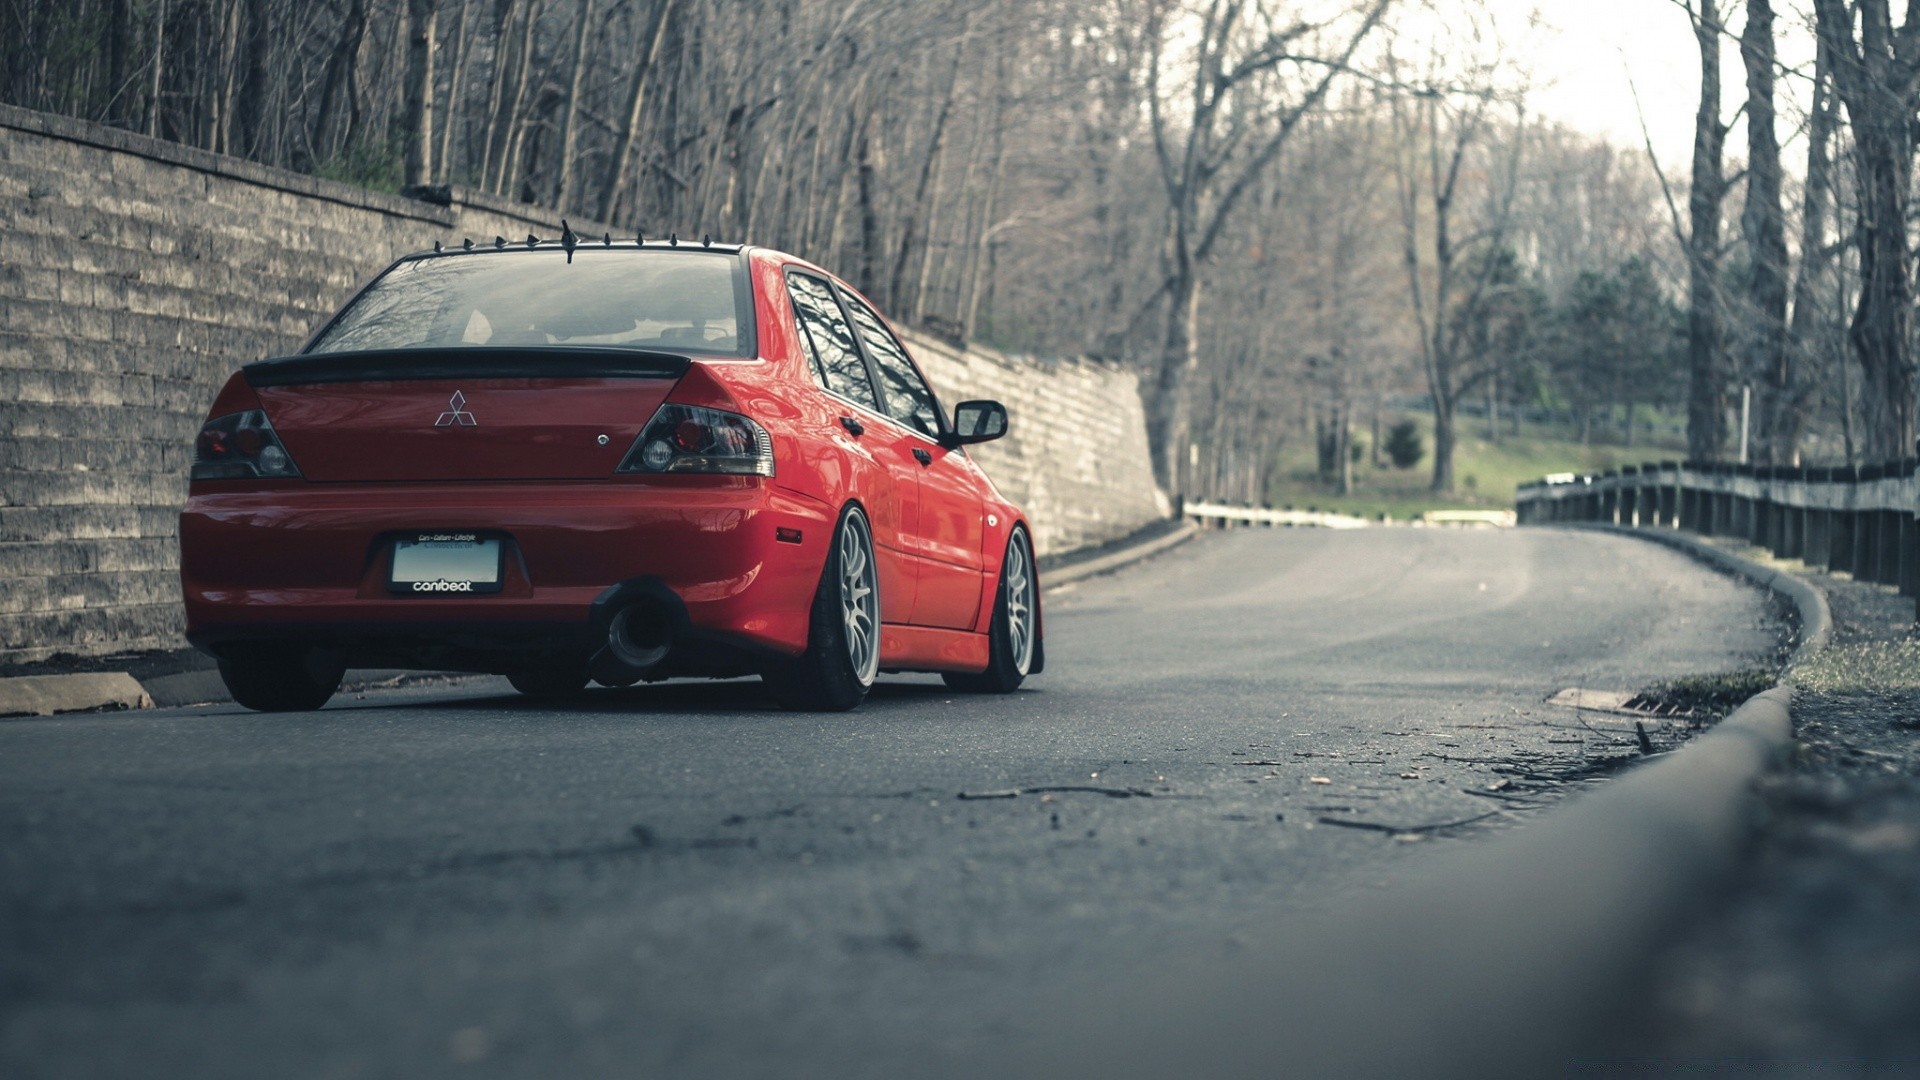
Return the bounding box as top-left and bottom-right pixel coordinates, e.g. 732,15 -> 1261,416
842,293 -> 941,439
787,273 -> 879,412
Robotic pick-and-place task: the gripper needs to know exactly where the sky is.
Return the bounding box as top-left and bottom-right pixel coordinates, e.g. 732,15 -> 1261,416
1494,0 -> 1820,168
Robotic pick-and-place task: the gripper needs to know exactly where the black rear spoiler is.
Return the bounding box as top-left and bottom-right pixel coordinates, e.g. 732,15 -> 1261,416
243,346 -> 694,387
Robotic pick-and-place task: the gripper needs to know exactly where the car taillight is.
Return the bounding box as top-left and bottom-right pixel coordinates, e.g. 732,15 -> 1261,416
191,410 -> 302,480
618,404 -> 774,477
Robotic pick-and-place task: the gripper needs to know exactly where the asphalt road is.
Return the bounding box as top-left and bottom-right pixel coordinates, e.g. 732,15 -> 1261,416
1,527 -> 1781,1079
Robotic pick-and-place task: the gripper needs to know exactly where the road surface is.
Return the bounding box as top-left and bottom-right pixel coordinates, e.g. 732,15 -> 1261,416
0,527 -> 1780,1079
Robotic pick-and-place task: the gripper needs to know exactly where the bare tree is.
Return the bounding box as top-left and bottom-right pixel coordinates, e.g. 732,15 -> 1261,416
1139,0 -> 1392,497
1811,0 -> 1920,459
1684,0 -> 1730,462
1385,14 -> 1528,495
402,0 -> 437,187
1740,0 -> 1791,463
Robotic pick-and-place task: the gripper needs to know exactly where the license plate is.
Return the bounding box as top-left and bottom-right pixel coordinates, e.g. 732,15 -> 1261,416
388,533 -> 503,594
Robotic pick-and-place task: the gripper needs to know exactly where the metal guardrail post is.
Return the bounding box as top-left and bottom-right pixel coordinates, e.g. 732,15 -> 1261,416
1832,466 -> 1859,575
1785,468 -> 1807,559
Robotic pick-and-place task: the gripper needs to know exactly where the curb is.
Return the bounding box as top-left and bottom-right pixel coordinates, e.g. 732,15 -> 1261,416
1041,520 -> 1199,591
0,666 -> 489,716
1024,688 -> 1796,1080
1577,522 -> 1832,664
1015,524 -> 1822,1079
0,672 -> 153,719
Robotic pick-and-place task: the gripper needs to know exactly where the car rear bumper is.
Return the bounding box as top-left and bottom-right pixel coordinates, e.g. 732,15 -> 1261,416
180,478 -> 831,662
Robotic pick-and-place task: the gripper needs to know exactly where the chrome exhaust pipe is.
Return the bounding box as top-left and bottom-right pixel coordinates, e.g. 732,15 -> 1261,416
590,601 -> 673,682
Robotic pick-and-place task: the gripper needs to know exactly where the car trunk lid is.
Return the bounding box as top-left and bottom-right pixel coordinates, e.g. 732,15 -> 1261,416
244,347 -> 689,483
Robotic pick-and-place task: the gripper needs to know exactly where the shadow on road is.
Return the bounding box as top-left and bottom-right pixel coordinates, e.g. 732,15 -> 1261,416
323,675 -> 1035,718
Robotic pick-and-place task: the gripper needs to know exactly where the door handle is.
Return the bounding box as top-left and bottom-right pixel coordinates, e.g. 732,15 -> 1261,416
913,448 -> 933,466
840,415 -> 864,436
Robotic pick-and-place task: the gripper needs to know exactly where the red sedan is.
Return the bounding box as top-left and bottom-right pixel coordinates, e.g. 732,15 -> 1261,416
179,237 -> 1041,712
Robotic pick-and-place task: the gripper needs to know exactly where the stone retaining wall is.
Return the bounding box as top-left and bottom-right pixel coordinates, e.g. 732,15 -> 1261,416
0,104 -> 1163,663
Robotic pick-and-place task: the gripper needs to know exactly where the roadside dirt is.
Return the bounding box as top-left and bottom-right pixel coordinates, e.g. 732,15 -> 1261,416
1589,565 -> 1920,1070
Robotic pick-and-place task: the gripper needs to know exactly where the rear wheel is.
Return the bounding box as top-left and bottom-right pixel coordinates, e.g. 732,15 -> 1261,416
218,645 -> 345,712
764,505 -> 880,711
943,527 -> 1037,694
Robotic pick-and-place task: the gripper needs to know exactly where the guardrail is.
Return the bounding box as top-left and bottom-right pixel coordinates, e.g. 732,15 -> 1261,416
1183,501 -> 1372,530
1516,459 -> 1919,618
1182,503 -> 1520,530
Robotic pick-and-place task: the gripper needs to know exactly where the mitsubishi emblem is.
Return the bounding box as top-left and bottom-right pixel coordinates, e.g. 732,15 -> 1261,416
435,391 -> 478,427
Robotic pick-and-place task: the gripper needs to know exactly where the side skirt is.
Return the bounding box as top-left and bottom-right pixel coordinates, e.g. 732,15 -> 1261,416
879,624 -> 990,674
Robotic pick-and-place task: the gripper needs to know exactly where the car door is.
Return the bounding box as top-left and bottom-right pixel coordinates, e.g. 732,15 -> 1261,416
838,289 -> 986,632
785,271 -> 917,626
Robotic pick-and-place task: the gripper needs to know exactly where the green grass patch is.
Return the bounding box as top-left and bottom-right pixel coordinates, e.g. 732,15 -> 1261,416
1266,410 -> 1684,520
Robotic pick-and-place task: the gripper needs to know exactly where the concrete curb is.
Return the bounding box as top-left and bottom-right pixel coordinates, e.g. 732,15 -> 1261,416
1025,688 -> 1796,1080
1041,520 -> 1199,591
0,672 -> 153,719
1014,524 -> 1823,1079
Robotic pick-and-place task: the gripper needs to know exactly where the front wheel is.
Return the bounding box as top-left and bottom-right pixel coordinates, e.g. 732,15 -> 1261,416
218,645 -> 345,712
944,527 -> 1038,693
763,505 -> 880,711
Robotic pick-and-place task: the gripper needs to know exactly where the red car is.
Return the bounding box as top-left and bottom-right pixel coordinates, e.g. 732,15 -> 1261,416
179,236 -> 1041,712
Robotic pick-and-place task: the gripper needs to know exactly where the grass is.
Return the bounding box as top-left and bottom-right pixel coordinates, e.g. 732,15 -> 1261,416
1791,641 -> 1920,694
1263,409 -> 1686,521
1636,669 -> 1781,719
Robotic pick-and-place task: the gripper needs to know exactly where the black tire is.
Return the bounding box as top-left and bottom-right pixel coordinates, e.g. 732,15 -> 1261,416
763,505 -> 879,712
509,663 -> 590,698
218,645 -> 345,712
943,527 -> 1038,694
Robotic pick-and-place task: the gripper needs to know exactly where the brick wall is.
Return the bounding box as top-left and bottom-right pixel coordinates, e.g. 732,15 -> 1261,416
0,104 -> 1164,663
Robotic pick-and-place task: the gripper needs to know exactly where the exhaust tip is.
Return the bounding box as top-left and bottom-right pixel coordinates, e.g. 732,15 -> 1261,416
603,602 -> 672,673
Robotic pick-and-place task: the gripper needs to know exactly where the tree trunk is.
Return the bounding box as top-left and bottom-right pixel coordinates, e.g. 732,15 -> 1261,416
402,0 -> 437,188
1431,402 -> 1456,494
600,0 -> 676,223
1336,400 -> 1353,495
146,0 -> 168,138
493,0 -> 541,195
312,0 -> 368,160
479,0 -> 520,193
1741,0 -> 1792,463
555,0 -> 594,210
1486,373 -> 1499,442
1783,35 -> 1838,467
1686,0 -> 1729,462
438,0 -> 477,183
1813,0 -> 1920,460
855,114 -> 882,298
891,50 -> 961,317
1147,268 -> 1200,496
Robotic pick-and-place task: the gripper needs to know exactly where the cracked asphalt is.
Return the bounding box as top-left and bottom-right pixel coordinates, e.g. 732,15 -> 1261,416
0,527 -> 1781,1079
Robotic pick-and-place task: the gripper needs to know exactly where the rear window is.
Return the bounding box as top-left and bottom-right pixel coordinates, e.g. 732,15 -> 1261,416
307,249 -> 754,357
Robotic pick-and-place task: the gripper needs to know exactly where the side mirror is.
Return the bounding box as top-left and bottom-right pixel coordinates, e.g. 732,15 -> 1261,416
948,400 -> 1008,445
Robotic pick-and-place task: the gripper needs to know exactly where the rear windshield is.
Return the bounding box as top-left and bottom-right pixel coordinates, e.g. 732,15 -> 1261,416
306,249 -> 754,357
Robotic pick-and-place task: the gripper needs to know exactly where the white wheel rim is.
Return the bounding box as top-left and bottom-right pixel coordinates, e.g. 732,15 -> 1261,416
841,512 -> 880,684
1006,532 -> 1035,675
